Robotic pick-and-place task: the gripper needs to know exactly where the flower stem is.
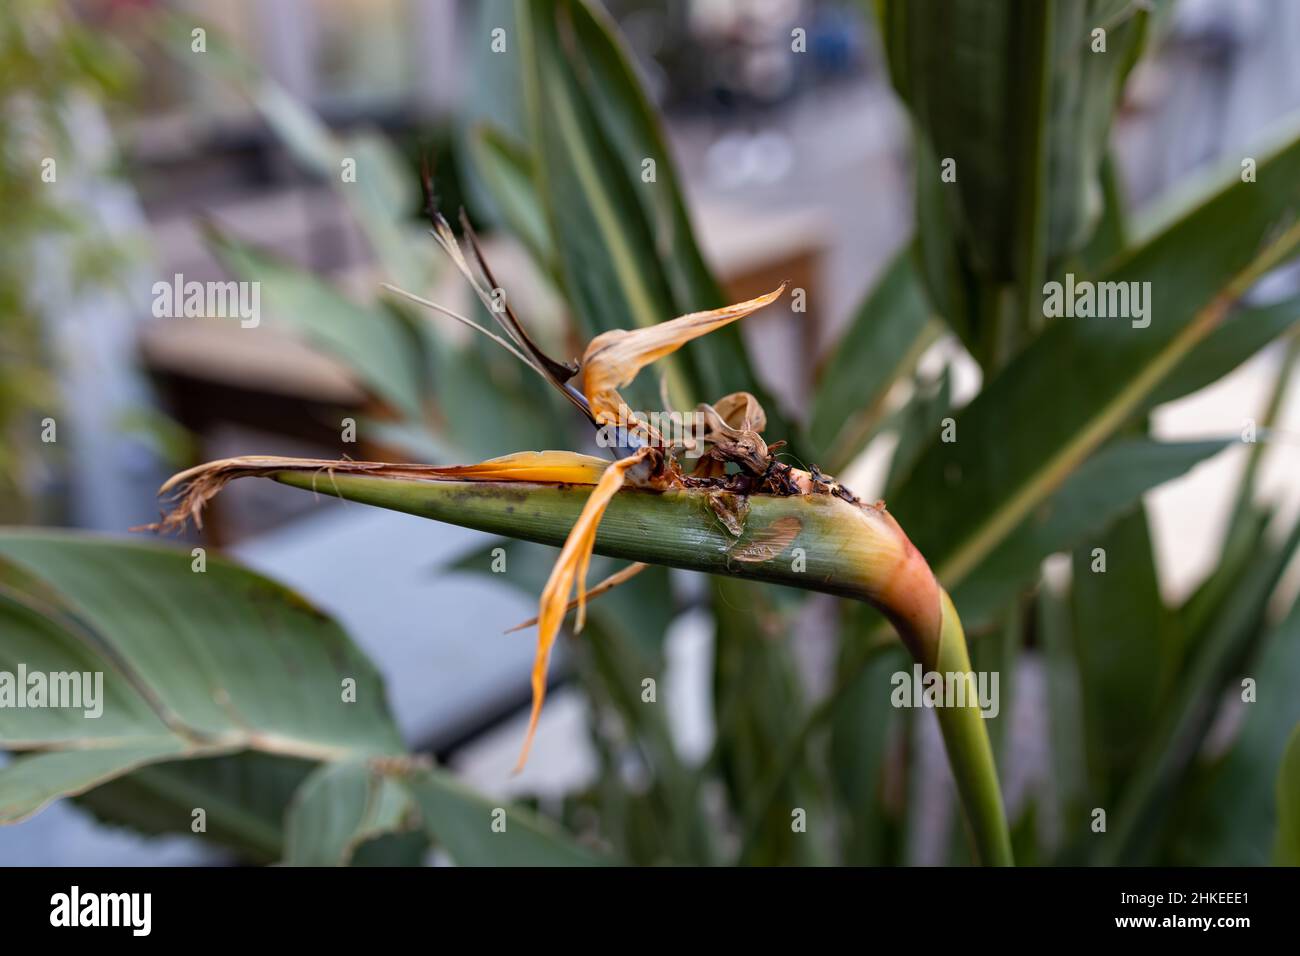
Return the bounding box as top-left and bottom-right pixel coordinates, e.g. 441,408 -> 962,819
931,590 -> 1014,866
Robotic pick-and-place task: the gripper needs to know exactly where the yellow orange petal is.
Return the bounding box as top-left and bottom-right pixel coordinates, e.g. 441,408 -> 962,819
516,448 -> 651,772
427,450 -> 610,484
145,452 -> 613,535
580,284 -> 787,423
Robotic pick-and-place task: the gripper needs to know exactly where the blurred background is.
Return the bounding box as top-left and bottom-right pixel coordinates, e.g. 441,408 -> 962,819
2,0 -> 1300,864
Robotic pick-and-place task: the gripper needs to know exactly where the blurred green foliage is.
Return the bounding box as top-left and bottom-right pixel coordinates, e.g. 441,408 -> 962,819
0,0 -> 134,521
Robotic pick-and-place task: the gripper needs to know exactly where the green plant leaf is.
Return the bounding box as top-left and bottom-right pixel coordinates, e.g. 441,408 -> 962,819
1076,152 -> 1130,274
1174,505 -> 1273,664
465,124 -> 554,269
75,753 -> 314,864
1070,504 -> 1175,801
890,123 -> 1300,600
0,530 -> 403,824
1173,330 -> 1300,665
1163,595 -> 1300,864
949,438 -> 1227,631
884,365 -> 954,497
458,0 -> 533,227
208,230 -> 426,420
878,0 -> 1157,362
1276,725 -> 1300,865
0,744 -> 190,827
283,758 -> 421,866
330,131 -> 430,292
559,0 -> 778,410
714,577 -> 824,866
517,0 -> 684,411
1037,581 -> 1086,861
827,627 -> 908,865
408,766 -> 606,866
1098,514 -> 1300,863
1143,295 -> 1300,410
810,249 -> 938,471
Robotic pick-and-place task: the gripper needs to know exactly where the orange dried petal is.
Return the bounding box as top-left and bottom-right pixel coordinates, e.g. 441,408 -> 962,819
580,284 -> 787,423
515,448 -> 651,772
427,450 -> 610,484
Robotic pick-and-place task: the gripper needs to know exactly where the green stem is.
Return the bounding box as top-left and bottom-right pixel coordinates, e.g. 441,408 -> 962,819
931,590 -> 1014,866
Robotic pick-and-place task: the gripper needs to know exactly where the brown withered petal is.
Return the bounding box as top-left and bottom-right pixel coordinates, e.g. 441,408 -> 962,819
580,284 -> 787,424
711,391 -> 767,433
519,447 -> 652,771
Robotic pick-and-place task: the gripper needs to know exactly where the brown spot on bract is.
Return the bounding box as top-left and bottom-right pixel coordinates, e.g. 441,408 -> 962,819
731,516 -> 801,563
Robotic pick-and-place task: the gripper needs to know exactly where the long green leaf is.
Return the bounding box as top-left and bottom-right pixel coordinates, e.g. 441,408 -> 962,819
810,249 -> 937,470
884,366 -> 954,498
715,577 -> 824,866
1143,295 -> 1300,410
1276,726 -> 1300,865
0,530 -> 403,823
1070,503 -> 1175,801
559,0 -> 778,410
1098,515 -> 1300,863
891,123 -> 1300,596
879,0 -> 1156,362
1037,582 -> 1087,861
517,0 -> 684,412
208,230 -> 426,421
828,627 -> 908,865
1164,596 -> 1300,864
950,438 -> 1227,631
465,124 -> 554,269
